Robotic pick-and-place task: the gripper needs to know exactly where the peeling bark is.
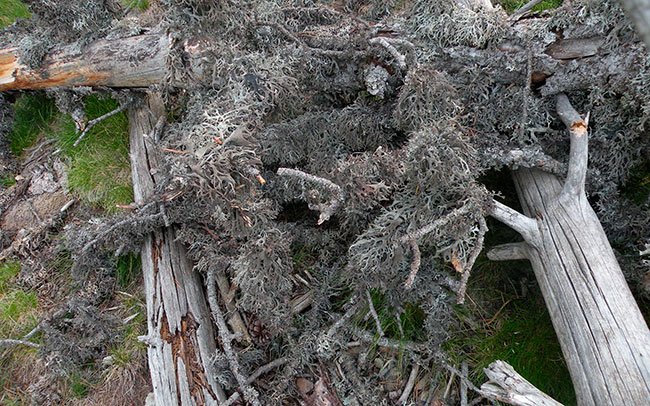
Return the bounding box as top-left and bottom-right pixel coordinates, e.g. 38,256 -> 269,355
130,93 -> 226,406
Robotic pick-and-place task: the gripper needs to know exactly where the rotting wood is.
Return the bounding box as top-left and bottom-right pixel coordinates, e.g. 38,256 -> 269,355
480,361 -> 563,406
129,92 -> 226,406
488,94 -> 650,405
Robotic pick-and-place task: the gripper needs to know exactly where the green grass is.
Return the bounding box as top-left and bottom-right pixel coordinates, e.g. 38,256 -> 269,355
0,0 -> 30,28
499,0 -> 563,13
52,95 -> 133,212
115,254 -> 142,289
107,291 -> 146,368
6,93 -> 57,156
67,372 -> 91,398
0,261 -> 21,294
444,252 -> 576,405
120,0 -> 149,11
0,261 -> 39,339
0,174 -> 16,188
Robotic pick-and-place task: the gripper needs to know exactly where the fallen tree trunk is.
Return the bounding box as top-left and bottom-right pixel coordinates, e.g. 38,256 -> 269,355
0,34 -> 206,91
489,94 -> 650,405
129,93 -> 226,406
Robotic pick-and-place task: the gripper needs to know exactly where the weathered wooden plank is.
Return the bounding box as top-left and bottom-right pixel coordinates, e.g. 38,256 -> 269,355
129,93 -> 226,406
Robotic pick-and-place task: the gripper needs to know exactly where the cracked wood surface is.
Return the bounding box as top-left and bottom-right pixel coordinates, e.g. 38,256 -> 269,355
129,93 -> 226,406
511,168 -> 650,405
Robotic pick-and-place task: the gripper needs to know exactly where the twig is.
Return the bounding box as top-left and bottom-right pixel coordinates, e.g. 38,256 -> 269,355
222,357 -> 289,406
401,205 -> 473,242
256,19 -> 365,59
0,338 -> 40,349
277,167 -> 345,225
457,218 -> 488,305
397,363 -> 420,404
404,239 -> 421,289
327,296 -> 359,337
366,290 -> 384,337
461,361 -> 469,406
442,362 -> 483,396
519,46 -> 532,140
23,326 -> 40,340
73,101 -> 131,146
207,268 -> 261,406
351,327 -> 426,353
369,37 -> 407,69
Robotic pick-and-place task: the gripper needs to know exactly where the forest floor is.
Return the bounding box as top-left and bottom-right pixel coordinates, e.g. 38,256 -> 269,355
0,94 -> 579,406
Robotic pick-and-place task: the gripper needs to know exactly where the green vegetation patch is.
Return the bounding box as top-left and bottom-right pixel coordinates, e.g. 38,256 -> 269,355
53,95 -> 133,212
0,261 -> 39,339
120,0 -> 149,11
115,254 -> 142,289
7,93 -> 57,156
444,252 -> 576,405
0,0 -> 30,28
107,291 -> 147,368
499,0 -> 563,14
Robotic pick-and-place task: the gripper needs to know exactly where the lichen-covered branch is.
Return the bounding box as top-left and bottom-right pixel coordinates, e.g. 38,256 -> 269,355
456,217 -> 488,304
207,268 -> 261,406
277,167 -> 345,225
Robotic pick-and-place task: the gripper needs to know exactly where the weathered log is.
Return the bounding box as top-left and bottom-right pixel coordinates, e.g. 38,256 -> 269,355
489,94 -> 650,405
0,34 -> 206,91
129,93 -> 226,406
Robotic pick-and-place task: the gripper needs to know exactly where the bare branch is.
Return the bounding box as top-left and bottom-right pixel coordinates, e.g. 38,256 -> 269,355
480,361 -> 564,406
487,242 -> 530,261
509,0 -> 545,21
74,100 -> 132,146
397,363 -> 420,404
556,94 -> 588,198
404,239 -> 421,290
0,338 -> 40,349
489,200 -> 539,245
222,357 -> 289,406
207,268 -> 261,406
366,290 -> 384,337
